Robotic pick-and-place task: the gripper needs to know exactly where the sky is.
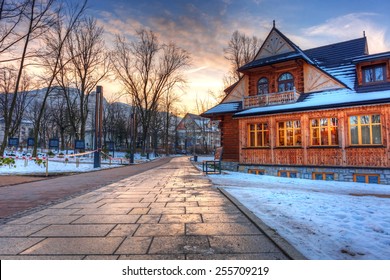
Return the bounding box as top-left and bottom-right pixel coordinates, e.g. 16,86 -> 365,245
82,0 -> 390,113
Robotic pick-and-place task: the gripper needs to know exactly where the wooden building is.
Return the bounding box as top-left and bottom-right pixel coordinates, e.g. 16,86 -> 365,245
203,26 -> 390,184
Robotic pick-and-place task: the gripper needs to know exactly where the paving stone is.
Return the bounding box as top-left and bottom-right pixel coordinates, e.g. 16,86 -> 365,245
0,238 -> 44,254
31,224 -> 116,237
114,236 -> 152,254
36,208 -> 81,216
149,236 -> 211,255
83,255 -> 119,260
129,208 -> 150,214
202,213 -> 250,223
118,254 -> 185,260
137,215 -> 161,224
74,208 -> 130,215
208,235 -> 281,254
159,214 -> 202,224
0,255 -> 84,260
155,197 -> 185,202
21,237 -> 124,255
107,224 -> 139,237
186,222 -> 260,236
0,224 -> 47,236
166,202 -> 199,207
66,202 -> 106,209
134,224 -> 184,236
73,215 -> 140,224
148,207 -> 185,214
6,214 -> 44,224
100,202 -> 150,208
30,215 -> 82,225
186,206 -> 240,214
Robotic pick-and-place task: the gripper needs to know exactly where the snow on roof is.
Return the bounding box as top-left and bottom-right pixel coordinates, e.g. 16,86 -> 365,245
202,102 -> 242,116
235,88 -> 390,117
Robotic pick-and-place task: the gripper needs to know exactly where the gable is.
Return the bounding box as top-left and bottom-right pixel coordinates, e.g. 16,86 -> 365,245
223,76 -> 247,103
255,29 -> 296,60
304,63 -> 346,93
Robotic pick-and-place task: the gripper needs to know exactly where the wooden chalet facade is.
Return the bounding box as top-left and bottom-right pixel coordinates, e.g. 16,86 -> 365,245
203,26 -> 390,184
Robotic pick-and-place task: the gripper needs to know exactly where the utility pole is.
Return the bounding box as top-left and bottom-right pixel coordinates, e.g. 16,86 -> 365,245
94,86 -> 103,168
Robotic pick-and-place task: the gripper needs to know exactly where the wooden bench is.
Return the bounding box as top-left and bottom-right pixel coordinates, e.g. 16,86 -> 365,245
202,147 -> 223,174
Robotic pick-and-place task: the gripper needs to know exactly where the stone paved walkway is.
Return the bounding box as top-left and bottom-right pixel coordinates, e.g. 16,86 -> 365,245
0,157 -> 292,260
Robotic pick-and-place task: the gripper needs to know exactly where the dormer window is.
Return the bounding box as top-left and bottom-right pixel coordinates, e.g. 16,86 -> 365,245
278,72 -> 294,92
362,64 -> 386,84
257,77 -> 269,95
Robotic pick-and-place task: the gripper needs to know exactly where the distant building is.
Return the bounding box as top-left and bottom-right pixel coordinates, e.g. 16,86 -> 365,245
203,25 -> 390,184
0,118 -> 33,148
176,113 -> 220,154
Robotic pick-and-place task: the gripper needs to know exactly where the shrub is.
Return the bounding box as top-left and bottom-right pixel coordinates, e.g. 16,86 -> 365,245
0,157 -> 16,168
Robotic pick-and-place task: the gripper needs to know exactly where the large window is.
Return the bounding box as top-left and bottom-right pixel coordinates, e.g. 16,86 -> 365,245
257,78 -> 269,95
277,120 -> 301,146
354,174 -> 380,184
349,115 -> 382,145
278,72 -> 294,92
362,64 -> 386,84
248,123 -> 269,147
310,118 -> 339,146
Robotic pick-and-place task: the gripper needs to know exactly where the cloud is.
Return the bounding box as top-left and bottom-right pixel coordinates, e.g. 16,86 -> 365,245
300,13 -> 389,53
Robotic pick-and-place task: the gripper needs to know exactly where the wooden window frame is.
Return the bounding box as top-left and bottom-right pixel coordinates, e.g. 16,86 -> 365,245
247,123 -> 270,147
312,172 -> 335,181
362,64 -> 386,84
348,114 -> 382,146
353,174 -> 380,184
257,77 -> 269,95
277,120 -> 301,147
248,169 -> 265,175
310,117 -> 339,146
278,170 -> 298,178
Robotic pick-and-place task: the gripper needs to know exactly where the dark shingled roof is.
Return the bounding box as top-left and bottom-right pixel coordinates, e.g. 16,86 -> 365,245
304,37 -> 368,67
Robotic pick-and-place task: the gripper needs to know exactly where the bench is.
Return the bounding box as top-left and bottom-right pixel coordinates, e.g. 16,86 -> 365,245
202,147 -> 223,174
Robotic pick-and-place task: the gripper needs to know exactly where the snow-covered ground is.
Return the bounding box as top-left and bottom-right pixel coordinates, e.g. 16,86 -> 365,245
0,150 -> 158,175
195,156 -> 390,260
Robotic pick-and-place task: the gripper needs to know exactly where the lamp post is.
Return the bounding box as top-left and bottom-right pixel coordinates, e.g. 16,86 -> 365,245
94,86 -> 103,168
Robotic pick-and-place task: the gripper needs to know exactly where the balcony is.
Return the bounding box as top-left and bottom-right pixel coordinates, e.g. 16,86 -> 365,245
243,88 -> 300,109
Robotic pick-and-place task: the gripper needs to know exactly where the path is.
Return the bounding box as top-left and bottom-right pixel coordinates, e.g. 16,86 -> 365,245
0,157 -> 300,260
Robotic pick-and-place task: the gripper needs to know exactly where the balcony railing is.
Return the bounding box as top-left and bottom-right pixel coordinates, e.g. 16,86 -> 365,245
243,88 -> 300,109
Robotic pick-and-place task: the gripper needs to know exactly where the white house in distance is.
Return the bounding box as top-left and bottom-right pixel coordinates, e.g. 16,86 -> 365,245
176,113 -> 220,154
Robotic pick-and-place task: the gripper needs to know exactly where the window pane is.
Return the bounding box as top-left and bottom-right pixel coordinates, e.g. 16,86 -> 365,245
294,121 -> 301,128
264,130 -> 270,146
278,131 -> 285,146
250,132 -> 255,146
331,127 -> 339,145
278,122 -> 284,129
320,118 -> 328,126
368,176 -> 379,184
311,119 -> 319,127
350,116 -> 358,125
278,84 -> 285,92
257,131 -> 263,146
350,126 -> 359,144
320,128 -> 329,145
375,67 -> 384,81
361,126 -> 371,144
372,115 -> 381,124
372,125 -> 382,144
360,115 -> 370,124
364,69 -> 373,83
355,175 -> 366,183
325,174 -> 334,181
250,124 -> 255,131
314,173 -> 323,180
290,172 -> 297,178
331,118 -> 338,126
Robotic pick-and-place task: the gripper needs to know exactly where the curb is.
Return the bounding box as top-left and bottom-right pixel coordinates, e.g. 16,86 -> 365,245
218,187 -> 307,260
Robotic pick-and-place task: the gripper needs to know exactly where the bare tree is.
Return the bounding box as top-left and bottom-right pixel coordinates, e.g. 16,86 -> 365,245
0,0 -> 56,156
111,29 -> 190,153
223,30 -> 261,84
31,0 -> 87,156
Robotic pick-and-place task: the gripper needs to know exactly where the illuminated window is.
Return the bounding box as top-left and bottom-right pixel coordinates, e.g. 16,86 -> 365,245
362,64 -> 386,84
354,174 -> 380,184
248,169 -> 265,175
248,123 -> 270,147
277,120 -> 301,146
257,77 -> 269,95
278,72 -> 294,92
349,115 -> 382,145
310,118 -> 339,146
